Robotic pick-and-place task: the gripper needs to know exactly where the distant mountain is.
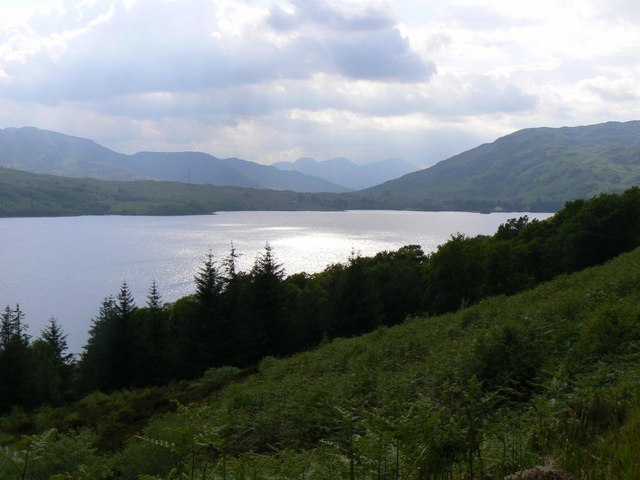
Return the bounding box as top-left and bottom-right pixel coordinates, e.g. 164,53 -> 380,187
0,127 -> 349,193
0,126 -> 129,179
273,157 -> 418,190
357,121 -> 640,211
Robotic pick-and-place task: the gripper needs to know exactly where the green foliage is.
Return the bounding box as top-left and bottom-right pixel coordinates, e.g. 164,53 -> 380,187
30,318 -> 74,407
0,305 -> 32,413
472,322 -> 544,401
0,428 -> 107,480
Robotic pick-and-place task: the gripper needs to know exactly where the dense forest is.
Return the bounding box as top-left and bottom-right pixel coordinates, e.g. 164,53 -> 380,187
2,187 -> 640,478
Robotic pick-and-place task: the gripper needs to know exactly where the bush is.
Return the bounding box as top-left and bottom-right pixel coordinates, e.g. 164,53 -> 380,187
472,323 -> 544,401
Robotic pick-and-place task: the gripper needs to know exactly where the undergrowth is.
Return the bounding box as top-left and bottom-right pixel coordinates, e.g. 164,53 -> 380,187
3,248 -> 640,478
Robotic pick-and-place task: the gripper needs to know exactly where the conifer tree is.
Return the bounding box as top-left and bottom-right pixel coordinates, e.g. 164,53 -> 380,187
80,284 -> 137,392
215,244 -> 244,366
192,251 -> 225,368
114,281 -> 136,388
194,250 -> 222,309
246,243 -> 286,360
332,252 -> 381,338
31,317 -> 74,405
0,305 -> 32,411
147,280 -> 163,311
80,296 -> 118,392
140,280 -> 170,384
223,243 -> 240,284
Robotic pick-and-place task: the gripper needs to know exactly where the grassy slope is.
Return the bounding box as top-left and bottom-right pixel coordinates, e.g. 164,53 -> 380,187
3,246 -> 640,479
171,247 -> 639,478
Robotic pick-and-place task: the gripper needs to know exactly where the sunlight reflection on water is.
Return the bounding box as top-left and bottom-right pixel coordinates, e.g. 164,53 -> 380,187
0,210 -> 552,352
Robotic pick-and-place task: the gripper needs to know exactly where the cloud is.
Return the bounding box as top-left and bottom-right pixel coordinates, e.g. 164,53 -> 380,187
268,0 -> 395,32
266,0 -> 433,83
0,0 -> 432,106
581,76 -> 640,103
0,0 -> 639,168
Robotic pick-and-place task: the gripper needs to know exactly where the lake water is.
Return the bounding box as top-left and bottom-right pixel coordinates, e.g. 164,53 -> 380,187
0,210 -> 552,353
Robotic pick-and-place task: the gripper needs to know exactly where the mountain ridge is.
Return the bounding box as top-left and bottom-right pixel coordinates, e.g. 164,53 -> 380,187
357,120 -> 640,210
3,120 -> 640,213
0,127 -> 350,193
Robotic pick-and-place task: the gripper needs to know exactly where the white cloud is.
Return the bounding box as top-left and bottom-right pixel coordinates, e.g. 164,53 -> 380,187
0,0 -> 638,166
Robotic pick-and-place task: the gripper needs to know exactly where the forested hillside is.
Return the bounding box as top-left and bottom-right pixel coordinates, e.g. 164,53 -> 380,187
359,120 -> 640,211
2,188 -> 640,478
4,121 -> 640,216
0,167 -> 367,216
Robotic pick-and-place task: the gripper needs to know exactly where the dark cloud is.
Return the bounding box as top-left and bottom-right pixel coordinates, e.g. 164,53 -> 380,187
268,0 -> 395,32
326,28 -> 433,81
267,1 -> 433,82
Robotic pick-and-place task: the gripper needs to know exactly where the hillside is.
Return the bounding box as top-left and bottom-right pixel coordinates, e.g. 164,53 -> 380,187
2,241 -> 640,479
0,167 -> 371,216
274,156 -> 418,190
4,121 -> 640,214
358,120 -> 640,211
0,127 -> 349,193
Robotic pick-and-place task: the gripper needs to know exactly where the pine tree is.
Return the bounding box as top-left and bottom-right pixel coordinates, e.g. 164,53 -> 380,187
192,251 -> 225,369
246,243 -> 286,360
114,281 -> 136,388
31,317 -> 74,405
194,250 -> 222,309
216,244 -> 245,366
116,280 -> 136,320
0,305 -> 32,411
80,284 -> 137,392
223,243 -> 240,284
139,280 -> 170,384
147,280 -> 163,311
80,296 -> 118,392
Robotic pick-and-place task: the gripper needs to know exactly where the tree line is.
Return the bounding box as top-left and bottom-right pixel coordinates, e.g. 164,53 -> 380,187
3,187 -> 640,413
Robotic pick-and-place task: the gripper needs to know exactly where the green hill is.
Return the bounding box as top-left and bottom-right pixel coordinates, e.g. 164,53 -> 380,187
5,121 -> 640,215
0,167 -> 368,216
2,242 -> 640,478
358,120 -> 640,211
116,248 -> 640,479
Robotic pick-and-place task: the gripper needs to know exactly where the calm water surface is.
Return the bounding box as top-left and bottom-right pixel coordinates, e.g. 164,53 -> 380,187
0,210 -> 552,352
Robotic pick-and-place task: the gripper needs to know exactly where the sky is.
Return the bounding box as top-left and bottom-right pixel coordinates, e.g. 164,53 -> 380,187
0,0 -> 639,167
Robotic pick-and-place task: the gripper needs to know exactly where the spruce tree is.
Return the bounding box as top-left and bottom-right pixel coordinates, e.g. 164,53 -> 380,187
147,280 -> 163,311
31,317 -> 74,405
216,244 -> 244,366
80,284 -> 137,392
141,280 -> 170,384
0,305 -> 32,411
194,250 -> 222,309
80,296 -> 118,392
247,243 -> 286,360
114,281 -> 136,388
